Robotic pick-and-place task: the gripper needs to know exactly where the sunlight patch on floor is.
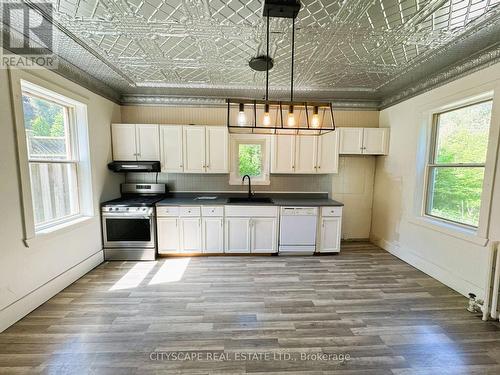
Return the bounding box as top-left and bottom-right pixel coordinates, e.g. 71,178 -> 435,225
149,258 -> 191,285
109,262 -> 157,291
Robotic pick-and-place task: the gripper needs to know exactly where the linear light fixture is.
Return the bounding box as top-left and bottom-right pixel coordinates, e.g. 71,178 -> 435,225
227,0 -> 335,135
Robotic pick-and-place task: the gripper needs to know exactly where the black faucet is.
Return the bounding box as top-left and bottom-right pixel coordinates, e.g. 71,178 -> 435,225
242,174 -> 253,199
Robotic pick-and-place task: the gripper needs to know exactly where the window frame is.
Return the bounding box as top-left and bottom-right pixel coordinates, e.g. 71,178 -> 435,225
423,99 -> 492,229
23,87 -> 83,231
413,89 -> 499,244
229,134 -> 271,185
9,69 -> 94,246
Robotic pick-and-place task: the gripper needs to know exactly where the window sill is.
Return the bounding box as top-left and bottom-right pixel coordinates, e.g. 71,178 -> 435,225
408,216 -> 488,246
24,216 -> 95,248
229,178 -> 271,186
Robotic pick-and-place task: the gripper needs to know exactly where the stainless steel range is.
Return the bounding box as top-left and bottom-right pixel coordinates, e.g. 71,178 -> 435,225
101,183 -> 166,261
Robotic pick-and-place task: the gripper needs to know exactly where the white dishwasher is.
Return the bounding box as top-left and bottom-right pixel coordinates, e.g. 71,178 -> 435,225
279,207 -> 318,255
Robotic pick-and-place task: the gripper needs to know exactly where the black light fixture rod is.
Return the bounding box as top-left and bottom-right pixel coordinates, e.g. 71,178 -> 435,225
266,12 -> 270,102
290,17 -> 295,102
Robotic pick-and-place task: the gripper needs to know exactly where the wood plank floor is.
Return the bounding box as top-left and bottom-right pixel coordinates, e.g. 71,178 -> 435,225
1,242 -> 500,374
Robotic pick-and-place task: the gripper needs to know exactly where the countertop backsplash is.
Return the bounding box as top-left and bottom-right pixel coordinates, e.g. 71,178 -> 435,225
126,172 -> 332,194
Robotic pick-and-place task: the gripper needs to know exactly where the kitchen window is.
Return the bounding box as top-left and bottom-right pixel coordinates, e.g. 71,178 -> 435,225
19,80 -> 93,234
424,99 -> 493,228
229,135 -> 270,185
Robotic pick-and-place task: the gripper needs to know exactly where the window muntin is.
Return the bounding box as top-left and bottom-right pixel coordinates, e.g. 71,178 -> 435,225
425,100 -> 493,227
22,89 -> 81,230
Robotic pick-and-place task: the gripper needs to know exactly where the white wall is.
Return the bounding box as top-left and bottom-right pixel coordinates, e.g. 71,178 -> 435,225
333,156 -> 376,240
371,62 -> 500,298
0,67 -> 122,332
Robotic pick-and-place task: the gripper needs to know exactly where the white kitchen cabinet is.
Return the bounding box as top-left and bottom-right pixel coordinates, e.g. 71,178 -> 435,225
318,206 -> 342,253
179,218 -> 202,253
111,123 -> 160,161
271,135 -> 295,173
136,124 -> 160,161
111,123 -> 138,161
339,128 -> 389,155
316,131 -> 339,173
225,218 -> 251,253
205,127 -> 228,173
339,128 -> 364,155
251,218 -> 277,253
157,218 -> 179,254
294,136 -> 317,174
271,133 -> 338,174
183,126 -> 206,173
363,128 -> 389,154
160,125 -> 183,172
202,217 -> 224,253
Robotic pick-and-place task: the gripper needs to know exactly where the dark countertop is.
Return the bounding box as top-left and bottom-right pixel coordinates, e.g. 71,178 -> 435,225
156,193 -> 343,207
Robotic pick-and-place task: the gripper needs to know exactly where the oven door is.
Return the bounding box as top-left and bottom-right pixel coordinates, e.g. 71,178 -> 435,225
102,213 -> 155,248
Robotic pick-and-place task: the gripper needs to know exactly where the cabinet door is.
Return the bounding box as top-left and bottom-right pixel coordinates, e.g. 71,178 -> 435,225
294,136 -> 317,173
271,135 -> 295,173
112,123 -> 137,161
202,217 -> 224,253
316,131 -> 339,173
157,218 -> 179,254
251,218 -> 277,253
179,218 -> 202,253
160,126 -> 184,172
206,127 -> 228,173
319,217 -> 341,253
183,126 -> 206,173
225,218 -> 251,253
363,128 -> 389,155
339,128 -> 364,154
136,124 -> 160,161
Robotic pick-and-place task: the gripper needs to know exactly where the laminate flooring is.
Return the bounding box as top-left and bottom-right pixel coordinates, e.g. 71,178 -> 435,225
1,242 -> 500,374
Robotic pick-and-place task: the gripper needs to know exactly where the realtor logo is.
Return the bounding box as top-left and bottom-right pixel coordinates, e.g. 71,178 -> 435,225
1,1 -> 57,68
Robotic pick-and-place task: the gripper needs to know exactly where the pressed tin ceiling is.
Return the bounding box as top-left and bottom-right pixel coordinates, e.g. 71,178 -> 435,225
4,0 -> 500,108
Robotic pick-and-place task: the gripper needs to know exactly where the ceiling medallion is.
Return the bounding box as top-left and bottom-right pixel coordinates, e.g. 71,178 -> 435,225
228,0 -> 335,135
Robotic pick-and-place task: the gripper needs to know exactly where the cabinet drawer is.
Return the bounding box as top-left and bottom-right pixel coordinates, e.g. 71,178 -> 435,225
156,206 -> 180,217
225,205 -> 278,218
321,206 -> 343,217
179,206 -> 201,216
202,206 -> 224,217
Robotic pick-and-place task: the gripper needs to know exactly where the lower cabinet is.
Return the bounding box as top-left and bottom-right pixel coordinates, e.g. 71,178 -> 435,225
224,206 -> 278,254
318,207 -> 342,253
179,218 -> 201,253
202,217 -> 224,253
225,218 -> 251,253
157,218 -> 179,253
251,218 -> 277,253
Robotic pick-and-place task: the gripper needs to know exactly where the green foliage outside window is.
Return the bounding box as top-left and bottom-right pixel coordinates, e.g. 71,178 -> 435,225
239,144 -> 262,177
428,101 -> 492,227
23,95 -> 65,137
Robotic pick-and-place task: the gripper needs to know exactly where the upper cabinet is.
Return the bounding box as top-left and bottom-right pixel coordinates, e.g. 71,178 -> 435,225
111,123 -> 160,161
183,126 -> 206,173
160,125 -> 228,174
271,131 -> 339,174
339,127 -> 389,155
160,126 -> 183,172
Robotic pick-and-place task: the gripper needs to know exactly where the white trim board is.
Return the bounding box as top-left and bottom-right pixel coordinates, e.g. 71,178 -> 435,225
370,236 -> 484,299
0,251 -> 103,333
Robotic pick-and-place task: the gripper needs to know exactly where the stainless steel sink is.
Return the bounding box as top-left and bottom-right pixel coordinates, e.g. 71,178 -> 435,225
227,197 -> 274,204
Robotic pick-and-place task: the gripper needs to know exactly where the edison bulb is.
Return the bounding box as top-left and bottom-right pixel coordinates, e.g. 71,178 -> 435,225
311,114 -> 320,127
287,112 -> 296,127
263,112 -> 271,126
238,111 -> 247,126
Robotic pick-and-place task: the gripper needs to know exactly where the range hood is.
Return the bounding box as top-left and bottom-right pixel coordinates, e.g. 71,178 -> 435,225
107,161 -> 161,173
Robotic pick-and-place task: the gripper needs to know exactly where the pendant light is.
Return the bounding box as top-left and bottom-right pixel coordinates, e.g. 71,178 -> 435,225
226,0 -> 335,135
287,16 -> 296,128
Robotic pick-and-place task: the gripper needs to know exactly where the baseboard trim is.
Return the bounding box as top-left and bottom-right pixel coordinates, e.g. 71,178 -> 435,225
0,251 -> 104,333
371,235 -> 483,298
